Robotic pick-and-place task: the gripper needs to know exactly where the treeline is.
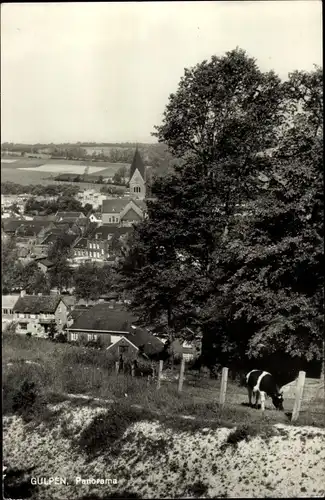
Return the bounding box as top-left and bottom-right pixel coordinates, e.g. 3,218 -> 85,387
1,182 -> 80,197
24,195 -> 93,216
117,48 -> 323,373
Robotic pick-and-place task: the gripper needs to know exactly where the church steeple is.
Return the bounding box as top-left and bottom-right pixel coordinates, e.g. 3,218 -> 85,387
129,145 -> 145,182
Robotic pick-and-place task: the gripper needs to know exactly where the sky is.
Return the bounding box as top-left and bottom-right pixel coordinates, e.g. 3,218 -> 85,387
1,1 -> 322,144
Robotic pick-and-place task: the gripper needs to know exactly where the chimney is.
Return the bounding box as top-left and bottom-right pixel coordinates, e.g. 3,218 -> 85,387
20,290 -> 26,297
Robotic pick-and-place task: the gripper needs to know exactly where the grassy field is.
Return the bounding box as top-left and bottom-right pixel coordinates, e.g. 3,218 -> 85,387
1,157 -> 128,186
3,334 -> 324,429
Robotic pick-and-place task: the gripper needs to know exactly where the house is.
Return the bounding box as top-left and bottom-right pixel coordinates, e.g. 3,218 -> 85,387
2,295 -> 20,326
55,211 -> 86,222
35,257 -> 55,273
129,147 -> 146,200
89,212 -> 102,224
67,303 -> 164,356
72,237 -> 89,261
101,198 -> 145,226
13,291 -> 69,336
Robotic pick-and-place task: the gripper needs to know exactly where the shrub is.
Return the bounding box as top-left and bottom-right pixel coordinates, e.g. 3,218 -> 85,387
223,424 -> 276,449
76,401 -> 153,457
3,466 -> 37,499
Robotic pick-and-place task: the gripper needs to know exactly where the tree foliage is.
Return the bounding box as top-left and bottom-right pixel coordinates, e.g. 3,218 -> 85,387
118,49 -> 323,366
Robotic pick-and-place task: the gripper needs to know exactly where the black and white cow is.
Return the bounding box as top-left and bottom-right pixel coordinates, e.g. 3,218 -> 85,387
246,369 -> 284,411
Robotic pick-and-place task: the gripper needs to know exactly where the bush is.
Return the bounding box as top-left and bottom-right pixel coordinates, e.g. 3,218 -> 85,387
76,402 -> 152,457
223,424 -> 276,449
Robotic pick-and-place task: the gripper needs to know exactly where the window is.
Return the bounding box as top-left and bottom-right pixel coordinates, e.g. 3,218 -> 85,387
118,345 -> 129,355
112,216 -> 115,223
108,217 -> 112,223
71,333 -> 78,341
19,323 -> 27,330
101,249 -> 104,255
59,319 -> 62,325
3,308 -> 8,314
88,334 -> 97,341
97,244 -> 99,250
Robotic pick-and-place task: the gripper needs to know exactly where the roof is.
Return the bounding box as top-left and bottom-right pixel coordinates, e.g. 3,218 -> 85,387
3,219 -> 52,235
2,220 -> 25,232
61,295 -> 77,308
125,328 -> 164,356
102,198 -> 130,213
89,225 -> 133,240
69,304 -> 138,332
56,212 -> 85,219
32,215 -> 57,222
73,237 -> 88,249
129,148 -> 146,180
13,295 -> 62,314
131,199 -> 147,211
35,258 -> 54,268
2,295 -> 20,310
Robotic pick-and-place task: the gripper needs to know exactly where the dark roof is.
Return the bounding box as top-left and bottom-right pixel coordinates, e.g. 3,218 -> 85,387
70,308 -> 85,321
3,219 -> 52,235
131,198 -> 147,211
73,237 -> 88,249
129,148 -> 146,180
61,295 -> 77,308
13,295 -> 62,314
89,225 -> 132,240
35,258 -> 54,268
56,212 -> 85,219
102,198 -> 129,213
69,304 -> 138,332
32,215 -> 57,222
40,232 -> 77,246
40,233 -> 58,245
125,328 -> 164,356
2,220 -> 25,232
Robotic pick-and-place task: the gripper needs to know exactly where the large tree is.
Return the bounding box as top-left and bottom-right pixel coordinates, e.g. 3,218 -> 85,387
118,50 -> 323,373
118,49 -> 285,340
222,66 -> 323,365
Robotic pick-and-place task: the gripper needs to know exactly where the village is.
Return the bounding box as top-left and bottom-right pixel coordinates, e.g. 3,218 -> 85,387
2,148 -> 199,364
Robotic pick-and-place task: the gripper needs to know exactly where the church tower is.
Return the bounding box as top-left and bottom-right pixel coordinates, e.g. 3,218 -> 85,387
129,146 -> 146,199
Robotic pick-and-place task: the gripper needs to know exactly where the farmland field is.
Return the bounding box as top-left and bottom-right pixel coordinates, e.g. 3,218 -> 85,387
1,157 -> 128,186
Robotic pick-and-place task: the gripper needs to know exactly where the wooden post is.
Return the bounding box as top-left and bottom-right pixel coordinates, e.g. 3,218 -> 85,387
291,371 -> 306,422
157,360 -> 163,389
131,363 -> 135,378
219,367 -> 229,406
178,357 -> 185,392
115,361 -> 119,375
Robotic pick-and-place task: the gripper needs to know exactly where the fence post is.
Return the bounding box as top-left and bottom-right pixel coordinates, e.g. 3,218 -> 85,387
291,371 -> 306,422
115,361 -> 119,375
178,356 -> 185,392
219,367 -> 229,406
131,363 -> 135,378
157,360 -> 163,389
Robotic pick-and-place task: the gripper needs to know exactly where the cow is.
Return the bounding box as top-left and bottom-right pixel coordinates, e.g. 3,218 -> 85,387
246,369 -> 284,411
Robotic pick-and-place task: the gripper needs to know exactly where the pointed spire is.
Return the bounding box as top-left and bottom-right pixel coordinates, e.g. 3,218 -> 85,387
129,146 -> 145,181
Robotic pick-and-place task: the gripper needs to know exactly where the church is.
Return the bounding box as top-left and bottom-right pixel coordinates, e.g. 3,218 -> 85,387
128,146 -> 147,200
101,147 -> 148,226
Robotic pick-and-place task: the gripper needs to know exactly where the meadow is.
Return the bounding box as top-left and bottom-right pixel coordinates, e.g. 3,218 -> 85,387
3,333 -> 324,429
1,157 -> 127,186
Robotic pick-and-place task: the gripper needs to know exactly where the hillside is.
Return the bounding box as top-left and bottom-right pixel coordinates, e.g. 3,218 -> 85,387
3,400 -> 325,500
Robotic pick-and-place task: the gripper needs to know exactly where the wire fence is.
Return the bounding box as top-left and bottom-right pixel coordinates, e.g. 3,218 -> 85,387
115,358 -> 324,423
